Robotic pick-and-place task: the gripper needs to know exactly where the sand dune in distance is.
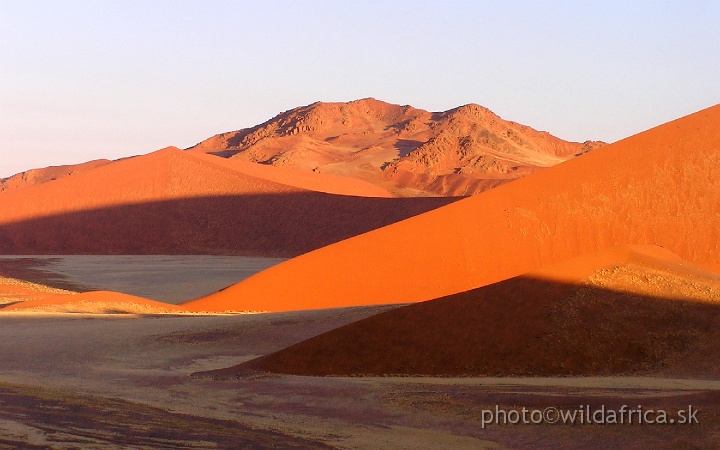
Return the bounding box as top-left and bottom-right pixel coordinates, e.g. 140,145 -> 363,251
188,152 -> 394,198
0,159 -> 112,193
0,277 -> 76,307
0,277 -> 186,315
182,104 -> 720,313
0,147 -> 455,256
222,245 -> 720,377
1,290 -> 187,314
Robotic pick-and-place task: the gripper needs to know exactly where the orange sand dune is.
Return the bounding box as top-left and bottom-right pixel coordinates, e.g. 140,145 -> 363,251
188,151 -> 393,197
182,104 -> 720,313
0,147 -> 455,256
0,159 -> 112,193
0,276 -> 75,306
0,290 -> 186,314
221,245 -> 720,377
189,98 -> 603,196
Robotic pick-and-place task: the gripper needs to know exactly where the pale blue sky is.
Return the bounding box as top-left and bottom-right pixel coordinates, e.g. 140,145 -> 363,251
1,1 -> 718,177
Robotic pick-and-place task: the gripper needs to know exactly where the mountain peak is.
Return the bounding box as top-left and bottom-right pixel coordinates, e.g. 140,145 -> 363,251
188,99 -> 603,197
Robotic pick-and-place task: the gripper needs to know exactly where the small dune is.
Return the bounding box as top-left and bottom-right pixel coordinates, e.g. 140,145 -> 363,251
1,290 -> 187,314
0,276 -> 76,306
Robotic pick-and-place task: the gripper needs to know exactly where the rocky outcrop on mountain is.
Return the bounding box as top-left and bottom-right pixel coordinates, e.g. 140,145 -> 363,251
189,99 -> 604,196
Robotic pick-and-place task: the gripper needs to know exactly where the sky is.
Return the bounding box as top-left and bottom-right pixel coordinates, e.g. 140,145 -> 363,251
1,0 -> 719,178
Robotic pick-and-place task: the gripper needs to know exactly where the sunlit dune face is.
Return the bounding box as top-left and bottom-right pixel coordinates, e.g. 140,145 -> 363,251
0,146 -> 401,225
225,246 -> 720,378
0,290 -> 188,314
182,105 -> 720,313
0,276 -> 76,307
0,148 -> 302,223
0,146 -> 458,257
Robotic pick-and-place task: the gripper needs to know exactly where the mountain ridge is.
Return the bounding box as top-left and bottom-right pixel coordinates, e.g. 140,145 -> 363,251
188,98 -> 604,196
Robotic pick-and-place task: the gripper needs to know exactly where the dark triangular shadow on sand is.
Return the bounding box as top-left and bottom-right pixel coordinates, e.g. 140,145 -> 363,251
198,276 -> 720,378
0,192 -> 458,257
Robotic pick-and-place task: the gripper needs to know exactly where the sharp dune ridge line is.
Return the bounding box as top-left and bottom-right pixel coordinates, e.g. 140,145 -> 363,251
220,245 -> 720,378
4,99 -> 720,447
0,99 -> 599,257
0,145 -> 457,256
182,104 -> 720,313
0,103 -> 718,320
0,146 -> 384,222
0,144 -> 390,200
189,98 -> 603,197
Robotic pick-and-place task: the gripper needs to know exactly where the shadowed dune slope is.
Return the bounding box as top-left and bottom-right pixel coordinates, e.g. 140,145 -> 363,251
182,104 -> 720,313
0,147 -> 456,256
218,246 -> 720,377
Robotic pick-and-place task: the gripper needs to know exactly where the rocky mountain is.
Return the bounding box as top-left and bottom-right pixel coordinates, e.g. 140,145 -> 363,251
189,98 -> 604,196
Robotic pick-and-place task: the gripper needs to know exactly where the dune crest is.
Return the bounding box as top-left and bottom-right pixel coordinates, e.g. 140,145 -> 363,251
0,146 -> 455,256
182,104 -> 720,313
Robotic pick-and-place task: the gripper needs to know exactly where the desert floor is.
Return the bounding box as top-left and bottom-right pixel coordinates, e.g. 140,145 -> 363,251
1,306 -> 719,449
0,255 -> 286,303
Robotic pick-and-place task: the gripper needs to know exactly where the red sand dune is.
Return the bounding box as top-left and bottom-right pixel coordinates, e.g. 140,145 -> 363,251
187,151 -> 393,198
0,147 -> 455,256
217,245 -> 720,377
0,280 -> 59,303
182,104 -> 720,313
0,159 -> 112,193
1,290 -> 186,314
189,98 -> 603,196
